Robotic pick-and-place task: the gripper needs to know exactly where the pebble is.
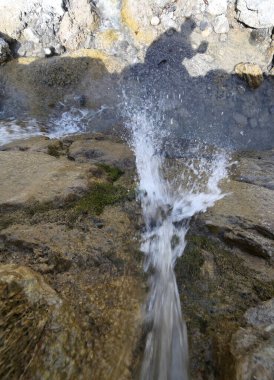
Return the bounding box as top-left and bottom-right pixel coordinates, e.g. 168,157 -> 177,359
150,16 -> 160,26
44,47 -> 54,57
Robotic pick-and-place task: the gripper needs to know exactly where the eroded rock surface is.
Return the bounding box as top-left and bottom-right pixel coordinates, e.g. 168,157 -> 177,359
236,0 -> 274,29
178,148 -> 274,379
0,135 -> 144,380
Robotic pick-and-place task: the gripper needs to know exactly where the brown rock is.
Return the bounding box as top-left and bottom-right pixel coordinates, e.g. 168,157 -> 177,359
0,150 -> 95,207
0,264 -> 94,380
235,62 -> 264,89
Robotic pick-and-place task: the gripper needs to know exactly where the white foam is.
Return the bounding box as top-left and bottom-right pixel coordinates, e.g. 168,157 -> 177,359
125,105 -> 228,380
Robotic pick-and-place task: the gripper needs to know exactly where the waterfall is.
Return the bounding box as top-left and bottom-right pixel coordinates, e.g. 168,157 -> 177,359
124,104 -> 228,380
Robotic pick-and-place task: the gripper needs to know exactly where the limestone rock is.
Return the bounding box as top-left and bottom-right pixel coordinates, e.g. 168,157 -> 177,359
235,62 -> 263,89
229,299 -> 274,380
0,151 -> 94,207
0,0 -> 99,57
0,0 -> 65,56
206,0 -> 228,16
0,264 -> 94,380
236,0 -> 274,29
213,14 -> 230,34
121,0 -> 157,45
58,0 -> 99,51
201,150 -> 274,261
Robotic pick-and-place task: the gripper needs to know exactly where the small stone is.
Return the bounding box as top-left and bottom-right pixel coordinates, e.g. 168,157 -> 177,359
213,15 -> 229,34
150,16 -> 160,26
236,0 -> 274,29
44,47 -> 54,57
235,62 -> 264,89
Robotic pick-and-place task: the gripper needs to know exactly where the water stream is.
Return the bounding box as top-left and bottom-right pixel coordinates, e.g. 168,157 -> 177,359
125,106 -> 228,380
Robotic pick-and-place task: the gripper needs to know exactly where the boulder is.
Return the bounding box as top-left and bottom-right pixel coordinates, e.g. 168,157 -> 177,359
236,0 -> 274,29
234,62 -> 263,89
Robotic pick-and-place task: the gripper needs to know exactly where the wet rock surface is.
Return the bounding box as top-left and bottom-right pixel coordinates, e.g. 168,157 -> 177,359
1,132 -> 274,379
0,135 -> 144,380
175,148 -> 274,379
0,1 -> 274,379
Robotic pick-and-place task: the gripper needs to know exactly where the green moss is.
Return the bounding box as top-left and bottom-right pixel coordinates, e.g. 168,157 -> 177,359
96,163 -> 124,182
75,183 -> 128,215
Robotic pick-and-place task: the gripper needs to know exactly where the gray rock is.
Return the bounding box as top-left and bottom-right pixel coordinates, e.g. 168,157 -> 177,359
0,37 -> 10,63
213,14 -> 229,34
237,0 -> 274,28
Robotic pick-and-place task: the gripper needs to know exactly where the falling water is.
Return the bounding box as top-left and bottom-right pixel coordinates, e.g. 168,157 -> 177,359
125,105 -> 228,380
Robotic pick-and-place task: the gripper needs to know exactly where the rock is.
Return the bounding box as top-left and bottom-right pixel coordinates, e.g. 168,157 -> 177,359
58,0 -> 99,51
245,298 -> 274,328
67,136 -> 134,170
200,150 -> 274,261
229,299 -> 274,380
0,0 -> 65,56
0,145 -> 144,379
0,0 -> 99,57
0,38 -> 10,63
121,0 -> 157,45
0,150 -> 95,207
249,28 -> 272,46
150,16 -> 160,26
213,14 -> 230,34
206,0 -> 228,16
0,221 -> 113,271
0,264 -> 94,379
154,0 -> 171,7
44,47 -> 54,57
235,62 -> 263,89
236,0 -> 274,29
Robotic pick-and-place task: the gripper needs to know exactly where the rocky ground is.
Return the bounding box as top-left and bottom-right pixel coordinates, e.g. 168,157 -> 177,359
0,134 -> 145,380
0,134 -> 274,379
0,1 -> 274,379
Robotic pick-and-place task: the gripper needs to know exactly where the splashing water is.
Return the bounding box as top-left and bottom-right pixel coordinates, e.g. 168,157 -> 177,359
125,106 -> 228,380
